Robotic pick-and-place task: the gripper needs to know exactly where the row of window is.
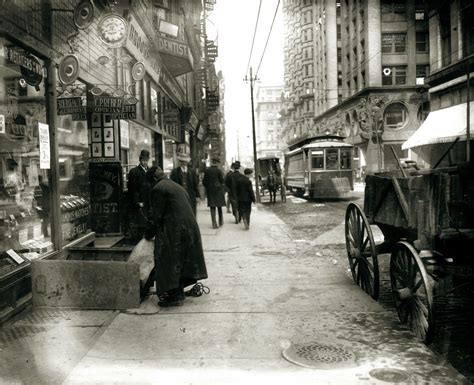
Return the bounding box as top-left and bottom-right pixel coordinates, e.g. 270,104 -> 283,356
381,32 -> 429,54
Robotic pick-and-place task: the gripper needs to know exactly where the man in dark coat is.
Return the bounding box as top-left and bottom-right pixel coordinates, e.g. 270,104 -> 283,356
235,168 -> 256,230
202,157 -> 226,228
170,154 -> 200,216
145,166 -> 208,307
127,149 -> 151,243
224,163 -> 234,214
229,160 -> 242,223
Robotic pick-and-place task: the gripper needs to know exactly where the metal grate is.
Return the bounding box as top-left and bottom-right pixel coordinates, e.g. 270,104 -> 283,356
0,325 -> 48,346
369,368 -> 410,383
282,342 -> 357,369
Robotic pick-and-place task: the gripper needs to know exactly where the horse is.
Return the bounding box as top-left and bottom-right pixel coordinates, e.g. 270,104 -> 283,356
266,171 -> 277,204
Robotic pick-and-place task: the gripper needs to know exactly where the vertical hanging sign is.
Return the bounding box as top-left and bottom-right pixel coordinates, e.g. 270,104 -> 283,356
39,122 -> 50,169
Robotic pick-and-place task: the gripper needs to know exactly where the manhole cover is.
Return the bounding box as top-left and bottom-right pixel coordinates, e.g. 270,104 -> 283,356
282,342 -> 357,369
369,368 -> 410,383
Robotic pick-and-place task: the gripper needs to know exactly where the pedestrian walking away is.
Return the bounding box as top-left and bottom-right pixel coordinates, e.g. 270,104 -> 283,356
224,162 -> 239,220
126,149 -> 151,244
202,157 -> 226,229
229,160 -> 242,223
236,168 -> 256,230
145,166 -> 208,307
170,154 -> 200,216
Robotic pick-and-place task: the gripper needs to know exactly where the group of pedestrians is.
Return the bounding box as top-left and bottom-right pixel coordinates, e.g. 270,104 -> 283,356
126,150 -> 256,308
204,159 -> 256,230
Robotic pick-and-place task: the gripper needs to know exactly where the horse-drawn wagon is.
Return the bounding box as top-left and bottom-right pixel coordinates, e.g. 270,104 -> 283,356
257,156 -> 286,203
345,154 -> 474,342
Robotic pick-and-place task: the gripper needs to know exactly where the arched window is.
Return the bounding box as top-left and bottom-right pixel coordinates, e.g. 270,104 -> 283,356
384,102 -> 408,130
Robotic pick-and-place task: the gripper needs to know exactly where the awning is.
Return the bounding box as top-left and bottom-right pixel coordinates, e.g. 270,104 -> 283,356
402,102 -> 474,150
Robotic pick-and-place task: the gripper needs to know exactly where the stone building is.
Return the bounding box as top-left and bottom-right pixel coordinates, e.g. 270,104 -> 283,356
255,85 -> 284,160
281,0 -> 431,176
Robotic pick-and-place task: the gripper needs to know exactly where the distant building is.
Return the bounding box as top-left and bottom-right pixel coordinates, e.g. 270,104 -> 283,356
281,0 -> 431,176
255,85 -> 285,161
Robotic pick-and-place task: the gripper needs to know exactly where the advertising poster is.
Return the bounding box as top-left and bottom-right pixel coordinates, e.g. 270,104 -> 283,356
38,123 -> 50,169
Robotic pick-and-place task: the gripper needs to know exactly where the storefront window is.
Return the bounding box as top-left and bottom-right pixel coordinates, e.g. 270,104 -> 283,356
325,149 -> 339,170
0,40 -> 53,272
128,122 -> 154,170
56,111 -> 91,243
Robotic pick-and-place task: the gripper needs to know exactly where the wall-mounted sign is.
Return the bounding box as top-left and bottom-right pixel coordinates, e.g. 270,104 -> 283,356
163,109 -> 179,124
5,46 -> 43,87
98,14 -> 128,48
157,36 -> 189,59
92,96 -> 123,113
57,97 -> 83,115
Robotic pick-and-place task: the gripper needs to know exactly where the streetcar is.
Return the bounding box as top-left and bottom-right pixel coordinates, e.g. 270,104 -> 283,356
284,133 -> 354,198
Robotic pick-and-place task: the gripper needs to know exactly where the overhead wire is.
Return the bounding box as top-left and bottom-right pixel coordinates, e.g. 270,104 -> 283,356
254,0 -> 281,79
245,0 -> 263,77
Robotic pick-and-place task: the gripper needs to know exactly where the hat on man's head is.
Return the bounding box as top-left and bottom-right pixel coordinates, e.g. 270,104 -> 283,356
139,149 -> 150,160
177,153 -> 191,162
244,168 -> 253,175
234,160 -> 241,169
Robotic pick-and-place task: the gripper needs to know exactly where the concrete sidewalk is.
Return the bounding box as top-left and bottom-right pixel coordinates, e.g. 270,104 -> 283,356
1,201 -> 469,385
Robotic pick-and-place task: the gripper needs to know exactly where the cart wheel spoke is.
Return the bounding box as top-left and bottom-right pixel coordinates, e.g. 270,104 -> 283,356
345,203 -> 379,300
390,242 -> 433,343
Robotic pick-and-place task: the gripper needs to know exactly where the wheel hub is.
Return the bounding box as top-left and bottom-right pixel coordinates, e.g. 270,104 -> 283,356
396,287 -> 412,300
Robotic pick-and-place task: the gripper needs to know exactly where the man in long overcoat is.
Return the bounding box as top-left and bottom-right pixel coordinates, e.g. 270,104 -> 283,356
227,160 -> 242,223
202,157 -> 226,228
235,168 -> 256,230
127,149 -> 150,243
146,166 -> 208,307
170,154 -> 200,216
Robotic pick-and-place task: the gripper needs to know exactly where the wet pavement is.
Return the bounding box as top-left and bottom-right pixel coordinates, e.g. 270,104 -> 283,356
0,199 -> 471,384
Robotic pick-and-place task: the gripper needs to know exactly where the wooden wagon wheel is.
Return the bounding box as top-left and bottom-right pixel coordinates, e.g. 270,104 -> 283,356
280,184 -> 287,203
345,203 -> 379,300
390,241 -> 433,342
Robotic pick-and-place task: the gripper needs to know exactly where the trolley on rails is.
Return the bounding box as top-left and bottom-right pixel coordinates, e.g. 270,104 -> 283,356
284,134 -> 354,199
345,151 -> 474,342
257,156 -> 286,203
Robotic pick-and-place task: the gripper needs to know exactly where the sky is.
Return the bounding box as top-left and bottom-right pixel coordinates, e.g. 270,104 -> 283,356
210,0 -> 284,165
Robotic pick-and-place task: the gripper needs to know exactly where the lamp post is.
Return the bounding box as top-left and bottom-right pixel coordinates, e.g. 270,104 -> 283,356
244,67 -> 261,203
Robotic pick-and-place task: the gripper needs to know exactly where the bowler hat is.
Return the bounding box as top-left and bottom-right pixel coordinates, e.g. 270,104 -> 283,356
234,160 -> 241,169
139,149 -> 150,160
244,168 -> 253,175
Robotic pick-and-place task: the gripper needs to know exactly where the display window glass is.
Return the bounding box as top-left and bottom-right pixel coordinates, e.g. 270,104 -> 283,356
128,122 -> 154,173
56,103 -> 92,243
0,39 -> 54,273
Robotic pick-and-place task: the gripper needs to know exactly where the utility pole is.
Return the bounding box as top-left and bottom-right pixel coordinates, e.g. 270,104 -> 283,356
244,67 -> 260,203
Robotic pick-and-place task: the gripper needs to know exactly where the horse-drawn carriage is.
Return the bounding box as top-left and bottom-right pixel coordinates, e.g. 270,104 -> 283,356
257,156 -> 286,203
345,154 -> 474,342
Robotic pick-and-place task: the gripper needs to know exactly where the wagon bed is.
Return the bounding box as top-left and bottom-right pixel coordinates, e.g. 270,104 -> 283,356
345,162 -> 474,342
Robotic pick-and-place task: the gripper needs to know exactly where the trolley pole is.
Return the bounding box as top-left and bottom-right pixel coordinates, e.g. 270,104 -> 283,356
245,67 -> 261,203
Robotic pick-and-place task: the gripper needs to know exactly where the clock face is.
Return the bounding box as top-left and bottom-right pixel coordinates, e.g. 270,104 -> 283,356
98,15 -> 128,47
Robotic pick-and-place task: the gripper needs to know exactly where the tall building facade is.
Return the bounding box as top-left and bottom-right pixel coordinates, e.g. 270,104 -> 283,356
281,0 -> 431,175
255,85 -> 284,160
403,0 -> 473,166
